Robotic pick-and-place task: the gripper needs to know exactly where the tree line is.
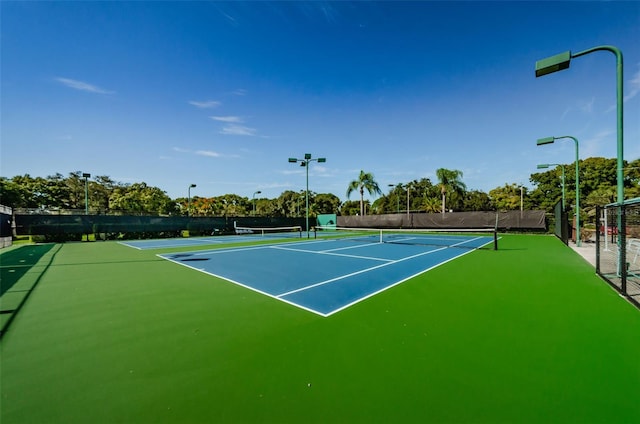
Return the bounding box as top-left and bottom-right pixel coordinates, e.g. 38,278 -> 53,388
1,157 -> 638,222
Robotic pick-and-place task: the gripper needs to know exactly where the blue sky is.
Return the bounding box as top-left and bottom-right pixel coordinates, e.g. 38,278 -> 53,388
2,1 -> 639,202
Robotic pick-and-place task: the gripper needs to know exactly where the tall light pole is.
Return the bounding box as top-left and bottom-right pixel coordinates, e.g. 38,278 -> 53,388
537,163 -> 566,211
536,46 -> 623,253
82,173 -> 91,215
388,184 -> 400,213
252,190 -> 261,216
288,153 -> 326,238
187,184 -> 196,217
520,185 -> 524,214
406,184 -> 411,218
537,136 -> 580,246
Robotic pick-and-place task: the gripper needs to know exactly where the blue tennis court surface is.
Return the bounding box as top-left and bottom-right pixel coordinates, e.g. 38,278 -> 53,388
159,235 -> 494,316
119,232 -> 303,250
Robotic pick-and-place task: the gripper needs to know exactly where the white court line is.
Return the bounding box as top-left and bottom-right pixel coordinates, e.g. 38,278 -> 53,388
275,246 -> 448,297
270,244 -> 393,262
168,238 -> 334,257
157,254 -> 326,316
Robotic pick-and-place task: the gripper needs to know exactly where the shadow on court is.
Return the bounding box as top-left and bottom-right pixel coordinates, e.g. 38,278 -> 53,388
0,244 -> 61,337
1,244 -> 56,297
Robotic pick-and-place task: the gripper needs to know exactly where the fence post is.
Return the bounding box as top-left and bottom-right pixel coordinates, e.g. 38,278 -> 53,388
620,204 -> 626,294
595,206 -> 600,273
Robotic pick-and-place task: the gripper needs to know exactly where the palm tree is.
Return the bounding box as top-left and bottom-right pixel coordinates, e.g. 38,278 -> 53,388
435,168 -> 466,215
346,170 -> 382,216
423,197 -> 441,213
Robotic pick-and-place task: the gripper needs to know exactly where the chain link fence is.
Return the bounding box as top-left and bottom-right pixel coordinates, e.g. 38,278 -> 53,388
596,198 -> 640,308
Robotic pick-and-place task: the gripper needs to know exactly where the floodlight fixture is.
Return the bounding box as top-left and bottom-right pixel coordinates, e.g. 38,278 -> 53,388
535,51 -> 571,77
252,190 -> 262,215
288,153 -> 327,238
82,173 -> 91,215
187,184 -> 197,217
537,136 -> 579,245
537,137 -> 555,146
536,163 -> 566,210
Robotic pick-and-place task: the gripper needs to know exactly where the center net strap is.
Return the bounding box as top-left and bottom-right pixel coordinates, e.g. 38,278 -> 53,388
314,226 -> 497,250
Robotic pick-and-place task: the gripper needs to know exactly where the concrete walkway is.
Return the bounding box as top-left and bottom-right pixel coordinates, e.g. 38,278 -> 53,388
569,240 -> 597,267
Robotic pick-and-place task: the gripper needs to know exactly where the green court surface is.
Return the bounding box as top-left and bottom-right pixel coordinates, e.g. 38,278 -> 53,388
1,235 -> 639,423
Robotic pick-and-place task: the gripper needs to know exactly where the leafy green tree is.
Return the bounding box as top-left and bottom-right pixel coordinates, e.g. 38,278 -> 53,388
423,197 -> 441,213
254,198 -> 277,217
489,184 -> 524,211
314,193 -> 341,216
435,168 -> 466,213
274,190 -> 301,217
339,200 -> 361,216
462,190 -> 493,211
109,183 -> 177,215
346,170 -> 382,216
0,177 -> 29,208
92,175 -> 118,212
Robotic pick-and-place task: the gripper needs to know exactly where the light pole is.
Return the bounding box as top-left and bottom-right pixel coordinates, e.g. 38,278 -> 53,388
537,136 -> 580,246
536,45 -> 623,251
187,184 -> 196,217
537,164 -> 566,211
388,184 -> 400,213
520,185 -> 524,214
82,173 -> 91,215
288,153 -> 326,238
252,190 -> 261,216
406,183 -> 412,218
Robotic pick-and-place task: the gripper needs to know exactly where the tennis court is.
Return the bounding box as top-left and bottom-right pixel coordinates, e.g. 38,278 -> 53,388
160,231 -> 495,316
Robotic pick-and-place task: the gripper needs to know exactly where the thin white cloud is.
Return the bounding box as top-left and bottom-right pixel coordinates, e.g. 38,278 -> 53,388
624,67 -> 640,103
173,147 -> 239,158
210,116 -> 244,123
582,129 -> 615,158
188,100 -> 221,108
55,77 -> 113,94
282,169 -> 304,175
605,67 -> 640,112
220,124 -> 256,136
579,97 -> 595,114
196,150 -> 221,157
232,89 -> 248,96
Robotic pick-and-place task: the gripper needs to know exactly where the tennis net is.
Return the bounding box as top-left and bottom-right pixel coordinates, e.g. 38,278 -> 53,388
235,225 -> 303,238
314,226 -> 498,250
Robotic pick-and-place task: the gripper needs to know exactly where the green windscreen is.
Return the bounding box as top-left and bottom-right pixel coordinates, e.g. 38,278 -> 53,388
317,214 -> 337,228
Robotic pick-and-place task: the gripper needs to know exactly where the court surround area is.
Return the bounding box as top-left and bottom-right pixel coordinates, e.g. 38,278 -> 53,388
1,233 -> 639,424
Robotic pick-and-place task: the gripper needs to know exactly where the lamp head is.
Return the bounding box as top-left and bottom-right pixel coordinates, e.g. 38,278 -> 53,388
317,158 -> 326,163
82,173 -> 91,178
535,51 -> 571,77
537,164 -> 550,169
288,158 -> 297,163
304,153 -> 312,160
537,137 -> 555,146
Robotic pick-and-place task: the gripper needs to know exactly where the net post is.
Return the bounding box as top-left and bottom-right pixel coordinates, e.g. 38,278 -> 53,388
493,229 -> 498,250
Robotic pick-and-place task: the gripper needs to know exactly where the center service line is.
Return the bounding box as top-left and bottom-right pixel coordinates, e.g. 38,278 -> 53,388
275,246 -> 448,298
